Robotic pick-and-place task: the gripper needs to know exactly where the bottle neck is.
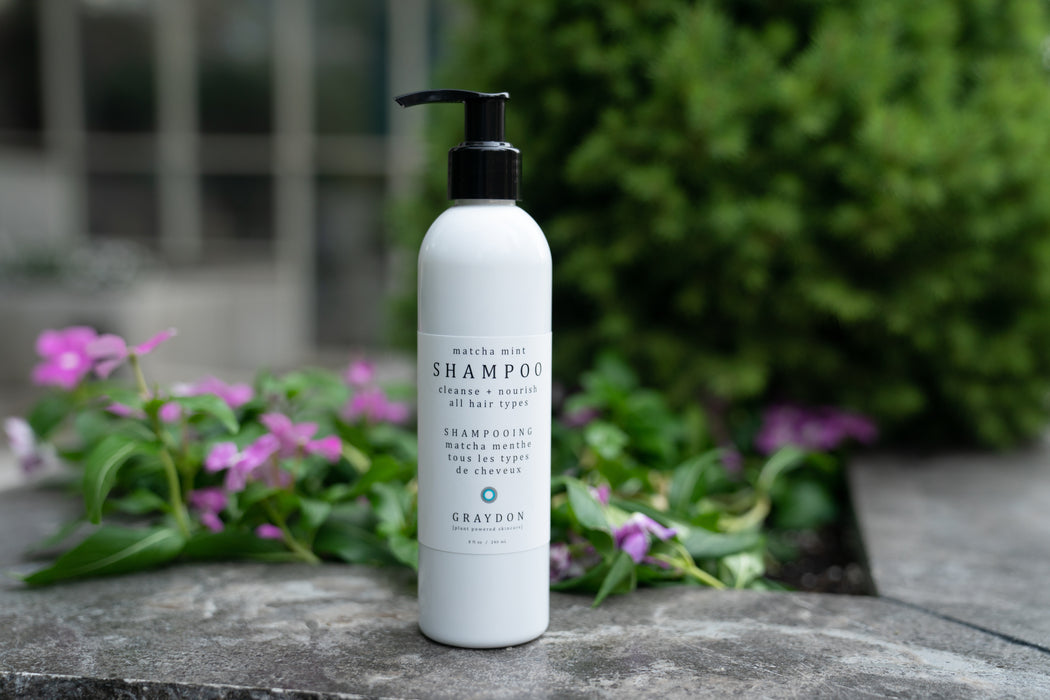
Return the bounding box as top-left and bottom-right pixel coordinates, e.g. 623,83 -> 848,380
451,199 -> 517,206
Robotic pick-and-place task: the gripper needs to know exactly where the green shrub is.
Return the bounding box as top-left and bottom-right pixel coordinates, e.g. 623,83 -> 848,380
397,0 -> 1050,448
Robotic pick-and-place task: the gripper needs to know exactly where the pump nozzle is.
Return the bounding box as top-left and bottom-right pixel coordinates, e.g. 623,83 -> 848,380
395,90 -> 509,143
395,89 -> 520,201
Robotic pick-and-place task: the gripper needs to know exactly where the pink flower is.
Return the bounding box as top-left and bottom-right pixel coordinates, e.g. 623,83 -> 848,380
105,402 -> 145,420
255,524 -> 283,540
187,487 -> 228,533
199,512 -> 223,533
204,435 -> 281,492
173,375 -> 253,409
87,328 -> 177,378
304,434 -> 342,463
260,413 -> 319,458
614,513 -> 677,564
158,402 -> 182,423
104,397 -> 181,423
344,360 -> 375,388
4,417 -> 58,474
205,442 -> 239,472
188,487 -> 228,513
31,326 -> 99,390
342,387 -> 410,425
260,413 -> 342,462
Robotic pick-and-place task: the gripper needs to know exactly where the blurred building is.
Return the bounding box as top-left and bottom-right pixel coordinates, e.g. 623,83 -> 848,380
0,0 -> 444,384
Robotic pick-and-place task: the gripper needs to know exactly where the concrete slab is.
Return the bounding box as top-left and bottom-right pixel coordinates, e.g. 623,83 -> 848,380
2,488 -> 1049,698
851,443 -> 1050,651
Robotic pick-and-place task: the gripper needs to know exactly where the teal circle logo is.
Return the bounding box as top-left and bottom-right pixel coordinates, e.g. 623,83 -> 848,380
481,487 -> 497,503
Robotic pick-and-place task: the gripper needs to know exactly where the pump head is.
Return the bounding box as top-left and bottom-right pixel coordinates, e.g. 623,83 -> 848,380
395,89 -> 521,201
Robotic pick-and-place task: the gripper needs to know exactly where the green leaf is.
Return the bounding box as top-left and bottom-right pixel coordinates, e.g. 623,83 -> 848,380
347,455 -> 408,498
27,392 -> 77,438
756,446 -> 807,495
387,534 -> 419,570
549,556 -> 612,592
583,421 -> 629,461
298,498 -> 333,536
372,482 -> 411,538
669,451 -> 723,515
22,526 -> 185,586
720,549 -> 765,589
565,478 -> 610,532
593,550 -> 637,607
183,530 -> 287,560
679,525 -> 763,560
83,434 -> 153,524
315,519 -> 398,565
771,477 -> 838,530
172,394 -> 239,434
109,489 -> 171,516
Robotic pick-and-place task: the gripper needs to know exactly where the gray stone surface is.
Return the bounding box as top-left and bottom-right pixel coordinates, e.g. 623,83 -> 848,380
851,442 -> 1050,651
3,487 -> 1050,698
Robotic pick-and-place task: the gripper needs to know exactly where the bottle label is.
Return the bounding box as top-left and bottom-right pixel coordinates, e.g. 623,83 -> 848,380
417,332 -> 551,555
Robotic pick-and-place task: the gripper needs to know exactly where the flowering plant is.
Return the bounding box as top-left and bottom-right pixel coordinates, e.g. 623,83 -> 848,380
6,329 -> 874,602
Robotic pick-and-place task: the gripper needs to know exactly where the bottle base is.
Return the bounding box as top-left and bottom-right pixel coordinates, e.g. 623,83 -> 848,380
418,543 -> 549,649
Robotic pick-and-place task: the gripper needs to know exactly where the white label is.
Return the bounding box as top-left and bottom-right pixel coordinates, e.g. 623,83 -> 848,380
417,332 -> 551,555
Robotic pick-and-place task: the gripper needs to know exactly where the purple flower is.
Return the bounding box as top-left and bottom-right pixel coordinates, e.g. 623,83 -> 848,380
255,524 -> 283,540
563,405 -> 601,428
549,540 -> 600,583
550,542 -> 573,582
173,375 -> 253,409
589,484 -> 611,506
87,328 -> 177,378
4,417 -> 57,474
720,445 -> 744,474
344,360 -> 375,388
187,487 -> 228,533
755,404 -> 878,455
614,513 -> 677,564
31,326 -> 99,390
342,387 -> 410,425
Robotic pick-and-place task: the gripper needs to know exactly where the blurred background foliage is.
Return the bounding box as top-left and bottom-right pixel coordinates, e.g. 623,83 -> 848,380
396,0 -> 1050,449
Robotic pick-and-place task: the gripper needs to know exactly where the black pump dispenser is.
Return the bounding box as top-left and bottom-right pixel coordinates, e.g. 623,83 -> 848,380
395,90 -> 520,201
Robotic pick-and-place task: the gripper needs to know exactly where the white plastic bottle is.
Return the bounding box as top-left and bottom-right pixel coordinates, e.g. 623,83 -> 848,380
396,90 -> 551,648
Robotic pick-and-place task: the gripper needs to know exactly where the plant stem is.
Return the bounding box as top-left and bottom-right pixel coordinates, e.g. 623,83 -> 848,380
654,543 -> 727,590
160,442 -> 192,538
129,353 -> 151,400
130,353 -> 191,538
719,495 -> 771,532
263,499 -> 321,564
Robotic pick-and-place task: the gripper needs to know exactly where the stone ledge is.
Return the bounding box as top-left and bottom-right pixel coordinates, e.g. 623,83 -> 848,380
851,444 -> 1050,651
4,453 -> 1050,699
2,527 -> 1048,697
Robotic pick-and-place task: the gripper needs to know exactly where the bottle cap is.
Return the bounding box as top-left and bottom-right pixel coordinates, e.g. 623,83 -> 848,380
395,89 -> 520,200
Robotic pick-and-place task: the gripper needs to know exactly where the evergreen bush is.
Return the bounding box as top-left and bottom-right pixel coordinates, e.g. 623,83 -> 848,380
397,0 -> 1050,448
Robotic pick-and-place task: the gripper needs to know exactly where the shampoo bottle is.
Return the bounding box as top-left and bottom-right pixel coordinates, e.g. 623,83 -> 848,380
395,89 -> 551,648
